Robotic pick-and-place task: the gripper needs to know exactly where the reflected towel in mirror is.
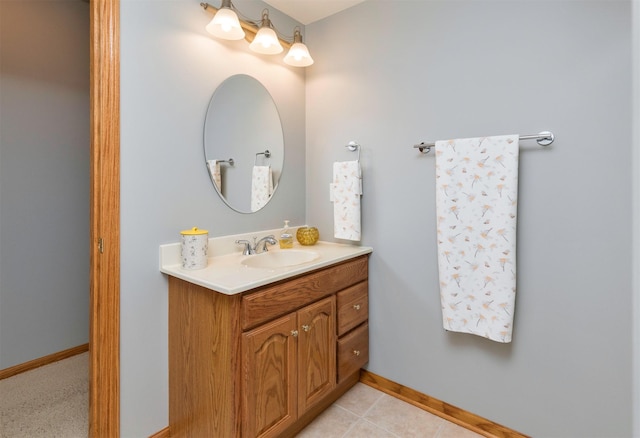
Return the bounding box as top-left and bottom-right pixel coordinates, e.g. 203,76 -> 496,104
251,165 -> 273,212
206,160 -> 222,192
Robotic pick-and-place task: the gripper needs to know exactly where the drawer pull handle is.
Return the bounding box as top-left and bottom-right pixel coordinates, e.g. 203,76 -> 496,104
291,330 -> 299,338
353,304 -> 361,311
353,350 -> 361,356
302,325 -> 310,332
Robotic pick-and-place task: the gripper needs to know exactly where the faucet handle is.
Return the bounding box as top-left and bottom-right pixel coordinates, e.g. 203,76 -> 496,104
256,235 -> 277,253
235,239 -> 255,256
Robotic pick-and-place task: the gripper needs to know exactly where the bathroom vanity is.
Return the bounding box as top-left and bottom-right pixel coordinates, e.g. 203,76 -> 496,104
161,236 -> 371,437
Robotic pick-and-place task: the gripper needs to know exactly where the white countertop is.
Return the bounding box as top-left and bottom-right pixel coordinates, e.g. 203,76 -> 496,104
160,229 -> 372,295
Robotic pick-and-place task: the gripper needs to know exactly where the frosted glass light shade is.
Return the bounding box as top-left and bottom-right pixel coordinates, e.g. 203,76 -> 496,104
249,27 -> 283,54
284,42 -> 314,67
206,8 -> 245,40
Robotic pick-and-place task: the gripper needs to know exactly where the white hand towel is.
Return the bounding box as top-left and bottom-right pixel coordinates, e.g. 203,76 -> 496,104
206,160 -> 222,192
435,135 -> 519,343
331,160 -> 362,241
251,165 -> 273,212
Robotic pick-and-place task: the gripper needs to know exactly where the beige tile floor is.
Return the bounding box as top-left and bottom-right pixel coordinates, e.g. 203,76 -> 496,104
296,383 -> 484,438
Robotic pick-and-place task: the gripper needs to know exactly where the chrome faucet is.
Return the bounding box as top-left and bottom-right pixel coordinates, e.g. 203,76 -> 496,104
235,235 -> 278,255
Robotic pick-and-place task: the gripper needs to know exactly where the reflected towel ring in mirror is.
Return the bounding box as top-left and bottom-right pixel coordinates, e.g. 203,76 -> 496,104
255,150 -> 271,165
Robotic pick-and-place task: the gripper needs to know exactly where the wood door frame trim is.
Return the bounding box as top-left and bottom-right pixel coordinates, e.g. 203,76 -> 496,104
89,0 -> 120,436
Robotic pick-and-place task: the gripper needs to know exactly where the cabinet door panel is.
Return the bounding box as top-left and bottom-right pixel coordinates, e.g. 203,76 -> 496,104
298,296 -> 336,414
243,314 -> 297,438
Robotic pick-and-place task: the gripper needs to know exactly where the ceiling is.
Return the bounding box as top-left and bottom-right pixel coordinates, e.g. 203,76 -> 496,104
263,0 -> 367,25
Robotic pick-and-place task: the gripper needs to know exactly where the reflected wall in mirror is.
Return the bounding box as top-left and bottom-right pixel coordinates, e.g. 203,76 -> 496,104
204,74 -> 284,213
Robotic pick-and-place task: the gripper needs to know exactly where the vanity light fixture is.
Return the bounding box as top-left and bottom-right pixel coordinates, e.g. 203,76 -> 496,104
249,10 -> 283,54
200,1 -> 314,67
204,0 -> 245,40
283,28 -> 314,67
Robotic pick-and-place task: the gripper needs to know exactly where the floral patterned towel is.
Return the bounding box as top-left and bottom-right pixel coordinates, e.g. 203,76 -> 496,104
250,165 -> 273,212
435,135 -> 519,343
331,160 -> 362,241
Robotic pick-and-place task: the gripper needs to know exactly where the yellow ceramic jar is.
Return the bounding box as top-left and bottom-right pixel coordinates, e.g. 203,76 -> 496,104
296,227 -> 319,246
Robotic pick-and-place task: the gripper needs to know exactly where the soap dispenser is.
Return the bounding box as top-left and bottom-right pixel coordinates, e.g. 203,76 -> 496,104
279,220 -> 293,249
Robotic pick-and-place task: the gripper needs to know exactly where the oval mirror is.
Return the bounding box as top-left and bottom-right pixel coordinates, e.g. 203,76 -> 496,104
203,74 -> 284,213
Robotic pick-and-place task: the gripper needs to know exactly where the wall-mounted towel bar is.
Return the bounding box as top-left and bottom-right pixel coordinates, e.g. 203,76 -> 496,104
217,158 -> 234,166
413,131 -> 555,154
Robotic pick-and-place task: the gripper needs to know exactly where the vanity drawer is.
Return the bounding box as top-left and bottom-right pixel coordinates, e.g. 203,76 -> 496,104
337,322 -> 368,384
336,282 -> 368,337
242,256 -> 368,330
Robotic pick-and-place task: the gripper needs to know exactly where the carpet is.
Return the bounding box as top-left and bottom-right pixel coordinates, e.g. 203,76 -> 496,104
0,352 -> 88,437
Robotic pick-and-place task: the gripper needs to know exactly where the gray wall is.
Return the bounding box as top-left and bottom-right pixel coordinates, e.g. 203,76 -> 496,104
119,0 -> 306,434
0,1 -> 90,369
305,1 -> 633,436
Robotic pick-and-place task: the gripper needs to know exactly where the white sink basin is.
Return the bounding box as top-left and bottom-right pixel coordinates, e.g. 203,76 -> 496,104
241,250 -> 320,269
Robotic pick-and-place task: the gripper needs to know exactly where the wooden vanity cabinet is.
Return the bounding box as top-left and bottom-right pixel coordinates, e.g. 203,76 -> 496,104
168,255 -> 369,438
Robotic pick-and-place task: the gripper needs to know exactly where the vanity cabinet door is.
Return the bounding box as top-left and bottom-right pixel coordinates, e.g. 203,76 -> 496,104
242,313 -> 298,438
297,296 -> 336,414
242,296 -> 336,437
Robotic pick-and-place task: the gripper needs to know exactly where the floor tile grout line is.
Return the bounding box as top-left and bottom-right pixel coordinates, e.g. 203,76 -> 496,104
432,421 -> 446,438
352,417 -> 403,438
340,417 -> 360,438
331,388 -> 394,438
358,389 -> 386,419
324,404 -> 363,438
333,385 -> 385,419
300,384 -> 485,437
352,393 -> 405,438
359,391 -> 451,438
331,403 -> 362,419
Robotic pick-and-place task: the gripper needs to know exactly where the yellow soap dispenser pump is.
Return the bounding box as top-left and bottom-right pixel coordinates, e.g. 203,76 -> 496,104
279,220 -> 293,249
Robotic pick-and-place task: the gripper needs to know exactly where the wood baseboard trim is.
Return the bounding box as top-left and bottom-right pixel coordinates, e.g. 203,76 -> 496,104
148,426 -> 170,438
359,370 -> 529,438
0,343 -> 90,380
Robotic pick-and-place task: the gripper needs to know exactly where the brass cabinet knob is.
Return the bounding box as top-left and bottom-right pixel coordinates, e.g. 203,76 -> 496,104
353,350 -> 361,356
353,304 -> 361,311
302,324 -> 310,332
291,330 -> 299,338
